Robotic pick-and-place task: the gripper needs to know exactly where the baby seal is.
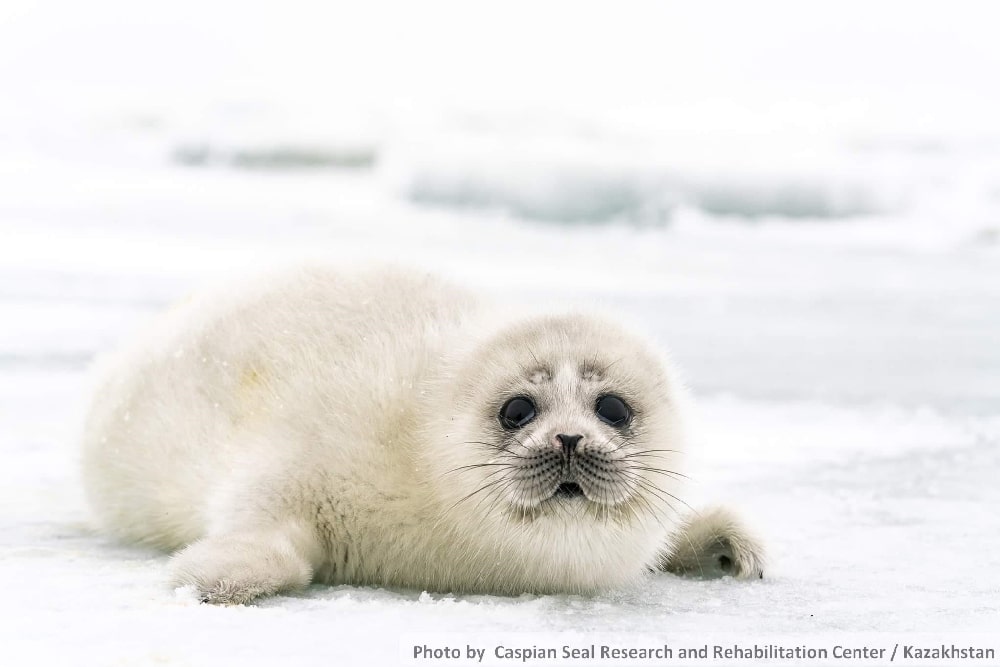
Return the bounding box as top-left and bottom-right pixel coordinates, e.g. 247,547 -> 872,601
82,265 -> 763,604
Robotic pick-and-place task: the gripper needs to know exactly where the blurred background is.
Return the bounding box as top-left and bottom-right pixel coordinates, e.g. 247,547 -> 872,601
2,0 -> 999,409
1,0 -> 999,657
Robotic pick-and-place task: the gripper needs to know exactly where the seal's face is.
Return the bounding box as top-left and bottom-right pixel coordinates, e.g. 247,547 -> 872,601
493,373 -> 646,509
433,313 -> 685,526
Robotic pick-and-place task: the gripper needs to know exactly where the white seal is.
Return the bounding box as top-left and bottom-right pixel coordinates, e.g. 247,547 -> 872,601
82,265 -> 763,603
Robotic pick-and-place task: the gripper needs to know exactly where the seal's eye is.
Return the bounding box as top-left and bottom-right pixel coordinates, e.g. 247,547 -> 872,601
595,395 -> 630,426
499,397 -> 536,430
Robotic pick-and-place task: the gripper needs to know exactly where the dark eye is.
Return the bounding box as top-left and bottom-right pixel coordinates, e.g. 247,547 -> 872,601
499,397 -> 536,430
595,395 -> 631,426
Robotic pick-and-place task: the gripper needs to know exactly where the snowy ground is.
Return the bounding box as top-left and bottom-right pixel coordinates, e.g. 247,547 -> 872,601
2,2 -> 1000,665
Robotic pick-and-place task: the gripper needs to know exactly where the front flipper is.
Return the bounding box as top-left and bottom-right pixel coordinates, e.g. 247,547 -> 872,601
171,522 -> 322,604
660,506 -> 765,580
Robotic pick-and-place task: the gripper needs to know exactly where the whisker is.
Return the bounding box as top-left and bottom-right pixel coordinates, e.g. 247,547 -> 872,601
621,449 -> 685,458
621,472 -> 695,516
442,461 -> 518,476
627,465 -> 690,482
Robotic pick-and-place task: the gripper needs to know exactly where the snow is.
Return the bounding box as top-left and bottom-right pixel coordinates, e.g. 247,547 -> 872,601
2,1 -> 1000,664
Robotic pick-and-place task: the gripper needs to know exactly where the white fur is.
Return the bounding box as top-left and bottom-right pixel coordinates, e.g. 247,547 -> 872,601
82,265 -> 763,603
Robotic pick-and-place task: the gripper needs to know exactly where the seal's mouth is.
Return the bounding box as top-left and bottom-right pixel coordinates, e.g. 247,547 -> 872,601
553,481 -> 584,499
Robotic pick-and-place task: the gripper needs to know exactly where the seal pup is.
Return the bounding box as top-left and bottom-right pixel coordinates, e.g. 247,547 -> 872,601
82,265 -> 764,604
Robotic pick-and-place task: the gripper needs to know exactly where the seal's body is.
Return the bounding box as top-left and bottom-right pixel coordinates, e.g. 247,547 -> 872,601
83,266 -> 763,603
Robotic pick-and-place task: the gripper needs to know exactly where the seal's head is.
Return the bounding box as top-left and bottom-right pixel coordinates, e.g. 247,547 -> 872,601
422,312 -> 686,592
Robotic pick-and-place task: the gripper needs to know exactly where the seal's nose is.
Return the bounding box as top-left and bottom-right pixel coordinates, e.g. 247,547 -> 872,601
555,433 -> 582,454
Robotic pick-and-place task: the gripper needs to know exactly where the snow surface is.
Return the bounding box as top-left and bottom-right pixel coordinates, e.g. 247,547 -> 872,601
2,1 -> 1000,665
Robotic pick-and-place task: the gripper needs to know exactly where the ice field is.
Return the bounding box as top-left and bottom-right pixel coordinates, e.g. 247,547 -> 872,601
2,2 -> 999,665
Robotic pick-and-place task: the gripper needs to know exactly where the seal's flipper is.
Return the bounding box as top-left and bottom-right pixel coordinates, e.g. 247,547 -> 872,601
171,521 -> 322,604
659,506 -> 765,580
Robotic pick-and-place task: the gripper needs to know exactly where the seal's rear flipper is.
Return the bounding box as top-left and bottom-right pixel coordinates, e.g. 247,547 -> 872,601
659,506 -> 766,580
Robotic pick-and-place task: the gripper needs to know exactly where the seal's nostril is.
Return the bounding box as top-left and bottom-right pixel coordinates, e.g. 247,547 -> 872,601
555,433 -> 582,453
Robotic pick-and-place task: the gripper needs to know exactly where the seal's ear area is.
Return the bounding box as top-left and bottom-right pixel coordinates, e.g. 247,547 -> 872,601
658,506 -> 766,580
